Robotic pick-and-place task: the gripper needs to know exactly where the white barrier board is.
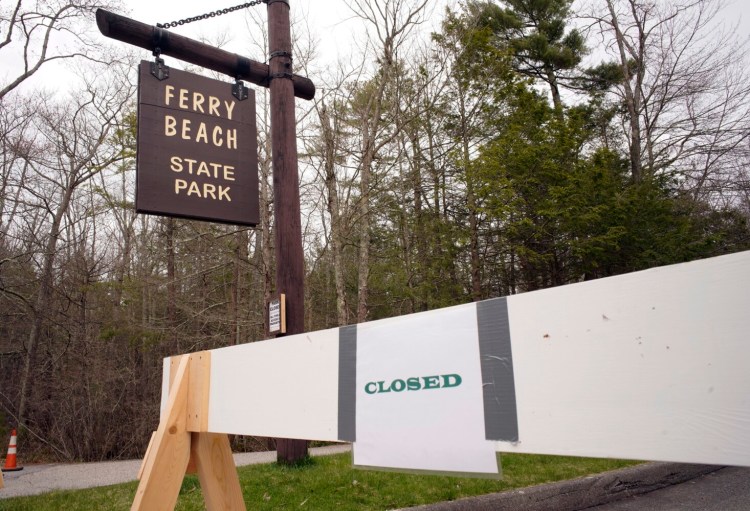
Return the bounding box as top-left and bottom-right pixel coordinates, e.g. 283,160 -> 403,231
496,250 -> 750,466
161,250 -> 750,475
208,328 -> 341,441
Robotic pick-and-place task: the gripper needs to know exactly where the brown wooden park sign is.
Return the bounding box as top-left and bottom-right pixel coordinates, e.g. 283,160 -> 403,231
137,62 -> 259,225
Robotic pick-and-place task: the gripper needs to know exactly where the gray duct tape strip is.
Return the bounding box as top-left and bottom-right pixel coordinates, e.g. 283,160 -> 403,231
338,325 -> 357,442
477,298 -> 519,441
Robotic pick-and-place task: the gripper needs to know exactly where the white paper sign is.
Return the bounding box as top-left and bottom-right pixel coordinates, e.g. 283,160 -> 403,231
353,303 -> 499,475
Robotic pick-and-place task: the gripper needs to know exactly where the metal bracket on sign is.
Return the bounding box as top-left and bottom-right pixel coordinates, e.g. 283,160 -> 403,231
151,48 -> 170,81
233,78 -> 248,101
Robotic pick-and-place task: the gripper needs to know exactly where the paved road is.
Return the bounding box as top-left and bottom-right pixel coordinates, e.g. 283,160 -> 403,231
3,449 -> 749,511
586,466 -> 750,511
0,444 -> 350,499
400,463 -> 741,511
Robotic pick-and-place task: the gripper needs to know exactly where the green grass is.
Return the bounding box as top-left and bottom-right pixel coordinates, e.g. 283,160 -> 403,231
0,452 -> 641,511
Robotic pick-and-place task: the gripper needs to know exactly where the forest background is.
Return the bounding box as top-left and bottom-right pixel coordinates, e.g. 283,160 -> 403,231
1,0 -> 749,462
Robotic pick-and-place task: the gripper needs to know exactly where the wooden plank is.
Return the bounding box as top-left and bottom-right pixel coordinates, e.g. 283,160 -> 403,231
144,355 -> 187,481
131,355 -> 192,511
192,432 -> 246,511
95,9 -> 315,101
159,358 -> 171,418
207,329 -> 340,441
166,352 -> 203,479
153,251 -> 750,477
137,432 -> 156,480
0,465 -> 4,489
492,249 -> 750,466
169,355 -> 183,391
187,351 -> 211,433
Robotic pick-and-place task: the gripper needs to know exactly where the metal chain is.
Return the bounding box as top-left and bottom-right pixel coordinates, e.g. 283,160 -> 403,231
157,0 -> 266,29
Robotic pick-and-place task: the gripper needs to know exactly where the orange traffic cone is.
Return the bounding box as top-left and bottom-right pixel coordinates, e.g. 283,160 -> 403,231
1,429 -> 23,472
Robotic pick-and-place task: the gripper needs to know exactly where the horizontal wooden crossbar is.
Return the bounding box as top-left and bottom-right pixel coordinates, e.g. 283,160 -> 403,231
95,9 -> 315,101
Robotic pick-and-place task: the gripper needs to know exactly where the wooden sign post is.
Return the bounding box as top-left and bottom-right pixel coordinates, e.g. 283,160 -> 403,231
266,0 -> 309,464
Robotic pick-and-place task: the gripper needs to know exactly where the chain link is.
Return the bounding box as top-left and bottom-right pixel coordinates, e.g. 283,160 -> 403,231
157,0 -> 266,29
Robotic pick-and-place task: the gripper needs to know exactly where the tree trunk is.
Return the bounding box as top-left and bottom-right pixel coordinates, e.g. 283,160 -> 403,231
357,126 -> 373,323
318,103 -> 349,326
458,82 -> 482,301
409,129 -> 426,311
606,0 -> 643,182
232,230 -> 248,345
16,184 -> 74,428
545,65 -> 563,112
165,217 -> 177,349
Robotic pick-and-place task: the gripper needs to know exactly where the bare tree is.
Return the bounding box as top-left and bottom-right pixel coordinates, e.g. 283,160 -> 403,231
93,110 -> 137,309
14,66 -> 134,429
589,0 -> 750,188
0,0 -> 119,101
309,72 -> 360,326
345,0 -> 430,322
0,96 -> 37,242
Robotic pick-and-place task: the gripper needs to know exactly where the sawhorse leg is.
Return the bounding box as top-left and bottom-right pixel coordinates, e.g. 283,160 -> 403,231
131,353 -> 245,511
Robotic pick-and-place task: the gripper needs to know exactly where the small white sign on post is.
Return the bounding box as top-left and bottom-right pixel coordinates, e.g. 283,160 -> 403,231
268,294 -> 286,335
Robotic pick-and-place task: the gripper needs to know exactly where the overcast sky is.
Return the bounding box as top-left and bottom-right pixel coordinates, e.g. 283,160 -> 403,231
126,0 -> 358,60
119,0 -> 449,73
121,0 -> 749,57
2,0 -> 748,96
102,0 -> 750,91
